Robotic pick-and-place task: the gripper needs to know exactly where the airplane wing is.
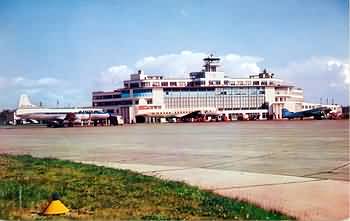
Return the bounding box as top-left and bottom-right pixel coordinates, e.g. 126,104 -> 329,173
56,115 -> 66,120
179,110 -> 202,118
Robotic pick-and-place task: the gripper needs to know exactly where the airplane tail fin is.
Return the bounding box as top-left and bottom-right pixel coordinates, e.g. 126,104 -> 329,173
18,94 -> 37,108
282,108 -> 290,118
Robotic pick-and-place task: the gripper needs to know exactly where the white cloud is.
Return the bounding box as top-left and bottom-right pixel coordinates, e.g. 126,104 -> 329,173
37,77 -> 61,86
135,51 -> 206,77
327,60 -> 349,85
21,88 -> 42,95
221,54 -> 263,75
2,76 -> 63,88
0,76 -> 87,108
95,51 -> 264,91
13,77 -> 25,84
96,65 -> 132,90
96,52 -> 348,104
276,56 -> 349,104
5,51 -> 342,109
135,51 -> 263,77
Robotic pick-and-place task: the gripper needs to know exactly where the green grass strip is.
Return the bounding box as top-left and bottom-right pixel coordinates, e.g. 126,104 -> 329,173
0,154 -> 294,220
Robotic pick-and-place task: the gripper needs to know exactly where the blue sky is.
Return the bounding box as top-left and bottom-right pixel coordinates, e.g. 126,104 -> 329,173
0,0 -> 348,109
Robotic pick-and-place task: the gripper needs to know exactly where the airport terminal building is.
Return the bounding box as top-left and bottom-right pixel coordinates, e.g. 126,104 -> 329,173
92,56 -> 340,123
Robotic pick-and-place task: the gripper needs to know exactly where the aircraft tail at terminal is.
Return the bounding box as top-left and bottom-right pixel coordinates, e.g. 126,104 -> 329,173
18,94 -> 37,108
15,94 -> 112,127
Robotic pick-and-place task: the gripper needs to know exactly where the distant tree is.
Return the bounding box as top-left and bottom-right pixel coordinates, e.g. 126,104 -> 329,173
0,110 -> 14,125
0,111 -> 6,125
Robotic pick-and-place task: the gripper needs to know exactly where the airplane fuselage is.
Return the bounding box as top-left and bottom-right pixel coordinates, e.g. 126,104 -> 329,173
16,108 -> 110,122
282,107 -> 330,120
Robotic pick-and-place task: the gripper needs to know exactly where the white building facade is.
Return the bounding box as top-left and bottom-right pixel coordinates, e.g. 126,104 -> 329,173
92,56 -> 340,123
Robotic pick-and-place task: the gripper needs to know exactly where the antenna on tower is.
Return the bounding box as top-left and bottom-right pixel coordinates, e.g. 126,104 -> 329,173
203,54 -> 220,72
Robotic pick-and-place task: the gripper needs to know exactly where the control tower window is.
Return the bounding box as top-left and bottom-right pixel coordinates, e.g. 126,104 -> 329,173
141,82 -> 150,87
203,55 -> 220,72
130,82 -> 139,88
209,80 -> 220,85
195,81 -> 205,86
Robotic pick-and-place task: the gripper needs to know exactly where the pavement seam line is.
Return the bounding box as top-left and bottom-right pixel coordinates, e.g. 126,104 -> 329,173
200,153 -> 275,169
301,161 -> 350,178
212,179 -> 324,191
142,167 -> 194,173
143,167 -> 323,182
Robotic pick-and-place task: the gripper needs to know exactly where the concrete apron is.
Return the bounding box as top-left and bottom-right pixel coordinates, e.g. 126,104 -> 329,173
80,161 -> 350,221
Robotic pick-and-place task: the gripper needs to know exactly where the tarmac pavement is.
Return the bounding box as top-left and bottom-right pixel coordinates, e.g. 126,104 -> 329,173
1,121 -> 348,220
82,161 -> 350,221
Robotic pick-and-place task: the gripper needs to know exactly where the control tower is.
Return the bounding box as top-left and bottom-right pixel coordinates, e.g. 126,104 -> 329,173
203,54 -> 220,72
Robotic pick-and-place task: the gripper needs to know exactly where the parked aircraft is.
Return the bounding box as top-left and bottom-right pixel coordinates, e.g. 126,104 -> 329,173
15,95 -> 110,127
328,110 -> 343,120
282,107 -> 331,120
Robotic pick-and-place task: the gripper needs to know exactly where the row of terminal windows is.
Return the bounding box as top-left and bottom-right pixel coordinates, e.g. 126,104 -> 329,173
134,89 -> 152,93
145,76 -> 163,80
138,81 -> 187,87
164,87 -> 265,96
222,80 -> 271,86
126,80 -> 276,88
95,89 -> 153,100
164,87 -> 265,91
275,97 -> 287,102
94,99 -> 153,107
303,105 -> 316,109
304,105 -> 339,110
164,96 -> 266,110
93,100 -> 133,106
133,88 -> 152,97
93,94 -> 121,100
301,105 -> 336,110
94,87 -> 265,101
164,87 -> 215,92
